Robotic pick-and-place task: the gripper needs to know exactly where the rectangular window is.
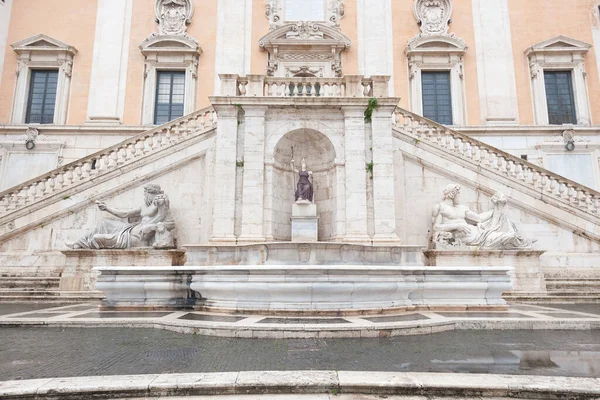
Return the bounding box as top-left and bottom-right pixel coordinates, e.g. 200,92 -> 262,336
285,0 -> 325,21
25,70 -> 58,124
421,71 -> 453,125
154,71 -> 185,125
544,70 -> 577,125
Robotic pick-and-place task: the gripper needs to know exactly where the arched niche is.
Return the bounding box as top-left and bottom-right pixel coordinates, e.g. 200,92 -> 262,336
272,128 -> 337,241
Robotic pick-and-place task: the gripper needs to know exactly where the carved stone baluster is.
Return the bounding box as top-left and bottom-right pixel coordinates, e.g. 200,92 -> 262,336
579,190 -> 588,209
472,145 -> 480,162
293,83 -> 300,96
480,149 -> 489,167
549,177 -> 557,195
445,132 -> 452,149
18,186 -> 29,207
73,164 -> 83,182
567,186 -> 577,205
558,182 -> 566,199
99,155 -> 109,172
82,162 -> 92,179
498,156 -> 506,173
594,195 -> 600,213
196,113 -> 205,131
238,82 -> 247,96
516,163 -> 524,181
7,193 -> 17,210
285,83 -> 291,96
531,171 -> 540,189
464,141 -> 471,158
507,160 -> 516,178
108,151 -> 118,168
455,137 -> 463,155
211,110 -> 217,126
54,173 -> 64,191
89,158 -> 99,176
117,148 -> 127,165
134,140 -> 145,156
0,196 -> 8,213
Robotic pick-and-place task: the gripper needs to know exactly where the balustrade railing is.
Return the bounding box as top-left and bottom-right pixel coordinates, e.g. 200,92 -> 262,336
0,107 -> 217,216
219,74 -> 385,98
392,107 -> 600,216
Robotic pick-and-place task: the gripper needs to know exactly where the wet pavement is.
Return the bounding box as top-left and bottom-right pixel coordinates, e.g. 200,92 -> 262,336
1,327 -> 599,381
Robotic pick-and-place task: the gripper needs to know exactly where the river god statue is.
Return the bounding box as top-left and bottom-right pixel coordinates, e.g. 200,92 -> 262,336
431,184 -> 535,250
66,184 -> 176,249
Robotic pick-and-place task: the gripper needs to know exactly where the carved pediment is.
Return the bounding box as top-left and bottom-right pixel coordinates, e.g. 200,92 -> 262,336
140,34 -> 201,55
526,35 -> 591,56
11,34 -> 77,55
259,22 -> 351,77
407,34 -> 466,55
259,22 -> 351,48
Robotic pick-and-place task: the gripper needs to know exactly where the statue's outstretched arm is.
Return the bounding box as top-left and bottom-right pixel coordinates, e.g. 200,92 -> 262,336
98,201 -> 141,219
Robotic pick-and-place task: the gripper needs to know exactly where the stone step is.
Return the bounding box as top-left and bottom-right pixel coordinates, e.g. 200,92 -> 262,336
0,291 -> 104,303
0,289 -> 103,297
505,294 -> 600,304
0,277 -> 60,289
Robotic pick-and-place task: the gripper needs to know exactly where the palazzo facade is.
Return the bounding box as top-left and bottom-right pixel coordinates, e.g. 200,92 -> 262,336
0,0 -> 600,298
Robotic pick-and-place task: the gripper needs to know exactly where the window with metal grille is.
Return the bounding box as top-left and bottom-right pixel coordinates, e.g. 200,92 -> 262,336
154,71 -> 185,125
25,70 -> 58,124
421,71 -> 453,125
544,70 -> 577,125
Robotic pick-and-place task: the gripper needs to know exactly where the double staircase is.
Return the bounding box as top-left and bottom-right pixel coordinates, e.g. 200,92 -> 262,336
0,99 -> 599,303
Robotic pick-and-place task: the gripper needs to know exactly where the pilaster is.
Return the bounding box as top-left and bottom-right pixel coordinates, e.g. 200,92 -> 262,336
86,0 -> 133,124
210,105 -> 239,243
238,105 -> 268,243
342,106 -> 370,243
371,105 -> 399,244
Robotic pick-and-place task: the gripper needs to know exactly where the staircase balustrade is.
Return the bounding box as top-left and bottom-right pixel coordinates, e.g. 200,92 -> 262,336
392,107 -> 600,216
0,107 -> 217,216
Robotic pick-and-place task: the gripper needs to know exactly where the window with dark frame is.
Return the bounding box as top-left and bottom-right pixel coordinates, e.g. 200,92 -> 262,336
544,70 -> 577,125
154,71 -> 185,125
25,69 -> 58,124
421,71 -> 453,125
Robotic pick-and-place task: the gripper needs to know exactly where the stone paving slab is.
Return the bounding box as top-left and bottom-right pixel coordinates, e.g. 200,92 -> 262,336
1,372 -> 599,399
0,303 -> 599,338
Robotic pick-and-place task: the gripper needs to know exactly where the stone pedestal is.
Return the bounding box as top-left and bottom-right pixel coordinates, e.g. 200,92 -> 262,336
291,201 -> 318,242
60,249 -> 186,291
423,249 -> 547,293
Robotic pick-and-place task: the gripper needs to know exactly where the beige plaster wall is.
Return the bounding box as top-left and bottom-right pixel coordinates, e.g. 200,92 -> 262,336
508,0 -> 600,125
0,0 -> 98,125
339,0 -> 358,74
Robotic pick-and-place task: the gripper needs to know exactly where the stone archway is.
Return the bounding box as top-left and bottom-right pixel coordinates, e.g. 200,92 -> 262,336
270,128 -> 337,241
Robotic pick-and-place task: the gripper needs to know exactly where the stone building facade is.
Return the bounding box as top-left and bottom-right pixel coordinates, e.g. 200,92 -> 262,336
0,0 -> 600,297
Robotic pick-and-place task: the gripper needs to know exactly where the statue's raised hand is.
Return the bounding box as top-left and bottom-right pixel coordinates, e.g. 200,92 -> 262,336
95,201 -> 108,211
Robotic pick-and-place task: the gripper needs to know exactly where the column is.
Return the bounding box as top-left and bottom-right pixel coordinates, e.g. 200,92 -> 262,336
334,160 -> 346,240
371,105 -> 399,243
472,0 -> 519,125
342,106 -> 370,243
214,0 -> 252,95
263,161 -> 275,241
0,0 -> 13,89
357,0 -> 394,94
210,105 -> 239,243
239,106 -> 268,243
86,0 -> 133,124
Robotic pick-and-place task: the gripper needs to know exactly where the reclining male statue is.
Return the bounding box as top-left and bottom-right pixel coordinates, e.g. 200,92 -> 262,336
66,184 -> 176,249
431,184 -> 535,250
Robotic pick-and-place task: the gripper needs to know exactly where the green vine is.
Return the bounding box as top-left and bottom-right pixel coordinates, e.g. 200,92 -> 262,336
364,97 -> 379,123
236,159 -> 245,168
366,161 -> 374,179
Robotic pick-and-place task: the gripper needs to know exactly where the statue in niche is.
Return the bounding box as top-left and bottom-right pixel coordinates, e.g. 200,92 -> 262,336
431,184 -> 535,250
66,184 -> 176,250
291,157 -> 314,202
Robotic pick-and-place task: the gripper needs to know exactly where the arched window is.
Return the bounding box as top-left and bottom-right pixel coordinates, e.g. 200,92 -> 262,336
284,0 -> 325,21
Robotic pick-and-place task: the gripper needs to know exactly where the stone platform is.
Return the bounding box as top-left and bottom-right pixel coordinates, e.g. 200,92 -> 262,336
95,265 -> 512,312
184,243 -> 425,266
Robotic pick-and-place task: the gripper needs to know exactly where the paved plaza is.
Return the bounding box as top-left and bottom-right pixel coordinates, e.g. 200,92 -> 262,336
1,306 -> 599,381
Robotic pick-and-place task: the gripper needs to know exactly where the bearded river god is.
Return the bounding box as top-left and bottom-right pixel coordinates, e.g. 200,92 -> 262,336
66,184 -> 176,249
431,184 -> 535,250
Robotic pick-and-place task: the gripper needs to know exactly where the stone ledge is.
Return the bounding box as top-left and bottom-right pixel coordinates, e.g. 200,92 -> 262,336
1,371 -> 599,399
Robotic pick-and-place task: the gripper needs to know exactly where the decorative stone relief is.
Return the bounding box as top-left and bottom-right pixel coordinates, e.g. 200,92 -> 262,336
431,184 -> 536,250
266,0 -> 344,30
66,184 -> 177,250
414,0 -> 452,36
259,21 -> 351,77
155,0 -> 194,37
298,244 -> 311,262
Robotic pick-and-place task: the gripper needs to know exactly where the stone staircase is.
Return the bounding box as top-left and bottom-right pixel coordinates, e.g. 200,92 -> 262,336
392,107 -> 600,303
0,106 -> 217,302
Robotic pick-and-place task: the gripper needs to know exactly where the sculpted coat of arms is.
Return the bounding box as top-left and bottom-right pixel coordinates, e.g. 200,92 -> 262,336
155,0 -> 194,36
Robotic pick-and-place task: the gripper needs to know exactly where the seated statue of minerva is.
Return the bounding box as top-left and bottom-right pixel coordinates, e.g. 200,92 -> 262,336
431,184 -> 535,250
66,184 -> 176,249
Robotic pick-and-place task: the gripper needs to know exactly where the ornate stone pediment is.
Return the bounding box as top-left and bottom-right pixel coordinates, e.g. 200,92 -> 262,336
414,0 -> 452,36
155,0 -> 194,37
525,35 -> 591,56
259,22 -> 351,77
407,34 -> 466,55
139,34 -> 201,55
12,34 -> 77,56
